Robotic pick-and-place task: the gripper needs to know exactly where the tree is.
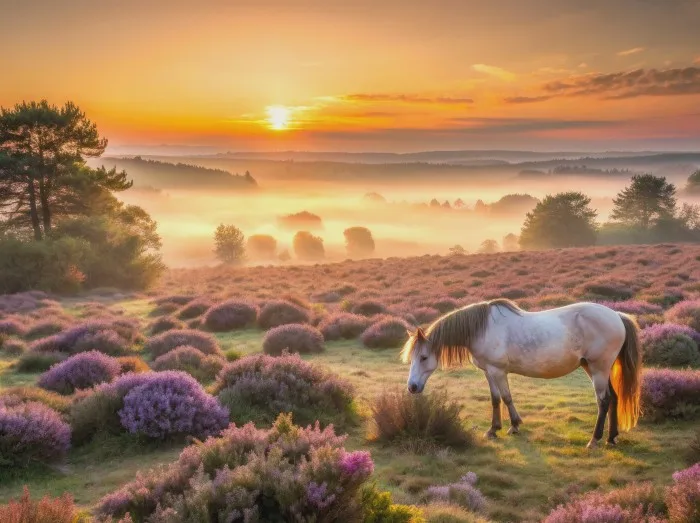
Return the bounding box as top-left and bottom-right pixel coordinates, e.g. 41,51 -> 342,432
520,192 -> 598,250
247,234 -> 277,261
610,174 -> 677,230
479,239 -> 499,254
429,198 -> 440,208
0,100 -> 119,240
293,231 -> 324,261
343,226 -> 375,258
448,245 -> 466,255
686,169 -> 700,194
453,198 -> 465,209
214,224 -> 245,264
502,233 -> 520,251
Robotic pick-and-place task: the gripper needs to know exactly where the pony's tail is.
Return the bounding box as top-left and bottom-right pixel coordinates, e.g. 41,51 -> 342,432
611,313 -> 642,431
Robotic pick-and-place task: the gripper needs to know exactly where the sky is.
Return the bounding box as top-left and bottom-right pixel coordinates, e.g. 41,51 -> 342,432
2,0 -> 700,153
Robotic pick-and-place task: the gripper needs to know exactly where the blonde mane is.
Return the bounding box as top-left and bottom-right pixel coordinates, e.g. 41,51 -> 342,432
401,298 -> 522,367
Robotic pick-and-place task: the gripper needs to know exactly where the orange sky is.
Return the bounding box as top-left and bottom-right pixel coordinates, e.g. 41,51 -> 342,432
2,0 -> 700,152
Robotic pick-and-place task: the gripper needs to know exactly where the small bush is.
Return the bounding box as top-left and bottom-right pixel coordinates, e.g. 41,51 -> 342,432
353,300 -> 387,317
422,503 -> 489,523
116,356 -> 150,374
0,399 -> 71,467
257,300 -> 310,329
666,463 -> 700,523
360,484 -> 424,523
432,298 -> 459,314
641,368 -> 700,421
369,390 -> 473,451
0,487 -> 84,523
16,351 -> 67,373
24,319 -> 66,340
361,317 -> 412,349
262,323 -> 324,355
0,318 -> 27,337
97,413 -> 373,522
598,299 -> 663,316
147,316 -> 185,336
580,281 -> 633,301
38,350 -> 121,394
203,300 -> 258,331
667,299 -> 700,331
29,320 -> 137,356
1,338 -> 27,356
176,298 -> 212,320
151,346 -> 224,382
424,473 -> 486,514
413,307 -> 441,325
640,324 -> 700,367
0,386 -> 71,415
144,329 -> 221,359
214,353 -> 354,427
319,312 -> 371,341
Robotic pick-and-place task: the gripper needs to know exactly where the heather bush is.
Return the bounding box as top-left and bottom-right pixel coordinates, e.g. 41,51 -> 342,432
423,472 -> 486,514
580,281 -> 633,301
0,399 -> 71,467
640,324 -> 700,367
1,338 -> 26,356
432,298 -> 459,313
149,302 -> 179,317
16,351 -> 67,373
667,299 -> 700,331
257,299 -> 310,329
262,323 -> 325,355
369,390 -> 473,451
144,329 -> 222,358
151,346 -> 224,382
176,298 -> 212,320
24,319 -> 67,340
215,353 -> 355,427
353,300 -> 387,317
0,487 -> 85,523
116,356 -> 151,374
0,386 -> 71,414
360,484 -> 424,523
599,300 -> 663,316
666,463 -> 700,523
38,350 -> 121,394
319,312 -> 371,341
29,320 -> 137,357
0,318 -> 26,337
153,294 -> 195,307
422,503 -> 490,523
641,368 -> 700,421
361,317 -> 412,349
147,316 -> 185,336
97,413 -> 374,523
203,300 -> 258,331
414,307 -> 441,324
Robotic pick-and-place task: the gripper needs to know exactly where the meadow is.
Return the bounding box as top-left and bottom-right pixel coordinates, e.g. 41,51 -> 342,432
1,243 -> 700,522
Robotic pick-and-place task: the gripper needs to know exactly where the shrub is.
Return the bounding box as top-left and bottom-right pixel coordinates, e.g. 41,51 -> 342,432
414,307 -> 441,324
344,226 -> 376,258
29,320 -> 137,356
424,473 -> 486,514
0,386 -> 71,414
369,390 -> 473,451
176,298 -> 212,320
319,312 -> 371,341
432,298 -> 459,314
293,230 -> 325,260
1,338 -> 26,356
247,234 -> 277,261
213,224 -> 245,265
38,350 -> 121,394
353,300 -> 387,317
0,399 -> 71,467
144,329 -> 221,359
667,299 -> 700,331
262,324 -> 325,355
97,413 -> 373,523
641,368 -> 700,421
257,299 -> 310,329
203,300 -> 258,331
16,351 -> 67,373
580,281 -> 633,301
151,346 -> 224,382
361,317 -> 412,349
214,353 -> 354,426
116,356 -> 150,374
0,487 -> 84,523
360,484 -> 424,523
147,316 -> 185,336
598,300 -> 663,316
0,318 -> 27,337
666,463 -> 700,523
24,319 -> 66,340
640,324 -> 700,367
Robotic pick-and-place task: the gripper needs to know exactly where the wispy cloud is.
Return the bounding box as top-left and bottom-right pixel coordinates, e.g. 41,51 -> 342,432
472,64 -> 516,81
342,93 -> 474,105
617,47 -> 645,56
503,95 -> 553,104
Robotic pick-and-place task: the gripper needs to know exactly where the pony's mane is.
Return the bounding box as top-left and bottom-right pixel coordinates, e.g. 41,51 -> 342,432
401,298 -> 522,367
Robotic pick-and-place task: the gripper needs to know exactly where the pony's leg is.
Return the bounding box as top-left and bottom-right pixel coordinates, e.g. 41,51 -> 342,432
607,379 -> 619,445
587,369 -> 612,449
484,372 -> 502,439
491,370 -> 522,434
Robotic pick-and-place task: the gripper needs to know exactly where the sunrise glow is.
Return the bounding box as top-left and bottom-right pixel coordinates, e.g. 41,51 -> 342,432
266,106 -> 291,131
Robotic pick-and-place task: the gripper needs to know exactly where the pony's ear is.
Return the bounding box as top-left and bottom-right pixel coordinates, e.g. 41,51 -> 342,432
416,327 -> 426,340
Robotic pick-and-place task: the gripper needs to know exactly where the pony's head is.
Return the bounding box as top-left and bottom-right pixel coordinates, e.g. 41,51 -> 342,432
401,327 -> 438,394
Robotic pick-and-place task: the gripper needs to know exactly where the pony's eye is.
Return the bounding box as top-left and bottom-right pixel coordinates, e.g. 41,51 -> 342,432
420,356 -> 428,362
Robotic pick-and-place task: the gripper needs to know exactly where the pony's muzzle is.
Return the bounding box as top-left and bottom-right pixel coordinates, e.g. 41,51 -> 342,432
408,383 -> 423,394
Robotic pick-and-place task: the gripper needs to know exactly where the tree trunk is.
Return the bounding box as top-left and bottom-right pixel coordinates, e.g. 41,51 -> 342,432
27,179 -> 42,240
39,178 -> 51,235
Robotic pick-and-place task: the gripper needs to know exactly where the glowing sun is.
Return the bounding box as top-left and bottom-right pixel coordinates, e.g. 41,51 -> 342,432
266,105 -> 291,130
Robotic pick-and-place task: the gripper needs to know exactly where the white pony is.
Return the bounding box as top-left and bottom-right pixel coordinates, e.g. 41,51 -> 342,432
402,299 -> 642,448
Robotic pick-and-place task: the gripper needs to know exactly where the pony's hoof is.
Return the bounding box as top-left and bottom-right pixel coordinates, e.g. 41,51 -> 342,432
607,437 -> 618,446
485,430 -> 498,439
586,438 -> 601,449
507,426 -> 520,435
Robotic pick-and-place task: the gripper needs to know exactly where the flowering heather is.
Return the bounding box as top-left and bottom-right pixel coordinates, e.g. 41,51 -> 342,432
0,399 -> 71,467
16,351 -> 67,373
263,323 -> 325,355
38,350 -> 121,394
215,353 -> 354,426
176,298 -> 212,320
0,291 -> 54,315
598,300 -> 663,316
1,338 -> 26,356
116,356 -> 151,374
413,306 -> 441,324
29,319 -> 137,356
151,345 -> 224,382
424,472 -> 486,513
144,329 -> 222,358
0,386 -> 71,415
318,312 -> 371,341
666,299 -> 700,331
257,299 -> 310,329
432,297 -> 460,313
153,294 -> 195,307
0,487 -> 81,523
24,319 -> 68,339
203,300 -> 258,331
118,371 -> 228,439
666,463 -> 700,522
641,368 -> 700,421
640,323 -> 700,367
97,413 -> 374,522
353,300 -> 387,317
0,318 -> 26,337
361,316 -> 412,349
147,316 -> 185,336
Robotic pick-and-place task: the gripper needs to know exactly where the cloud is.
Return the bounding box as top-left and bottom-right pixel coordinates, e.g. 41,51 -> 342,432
617,47 -> 645,57
502,95 -> 553,104
342,93 -> 474,105
472,64 -> 516,81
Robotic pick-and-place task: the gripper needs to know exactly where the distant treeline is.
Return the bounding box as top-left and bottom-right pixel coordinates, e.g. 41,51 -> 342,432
364,192 -> 538,216
99,157 -> 258,191
519,165 -> 634,178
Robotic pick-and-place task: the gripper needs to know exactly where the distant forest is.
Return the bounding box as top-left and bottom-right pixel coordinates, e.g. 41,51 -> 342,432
98,157 -> 258,191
